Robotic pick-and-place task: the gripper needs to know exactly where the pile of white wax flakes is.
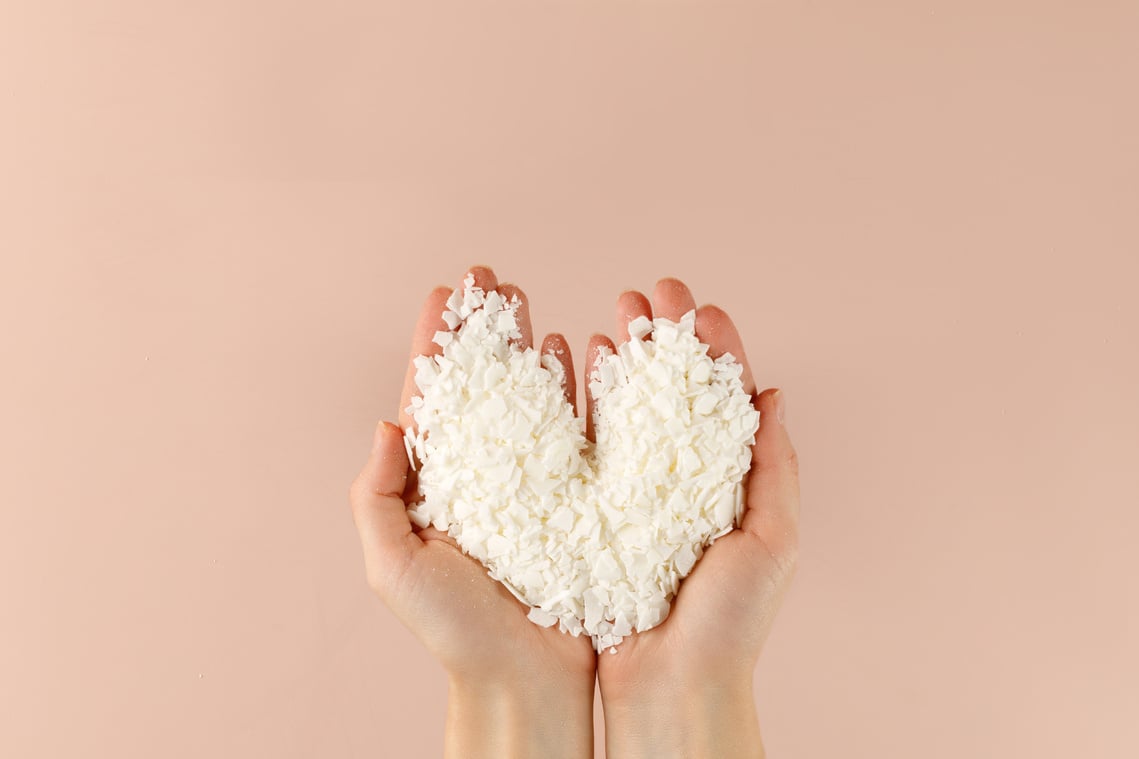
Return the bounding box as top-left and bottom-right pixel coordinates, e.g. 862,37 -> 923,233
405,276 -> 759,652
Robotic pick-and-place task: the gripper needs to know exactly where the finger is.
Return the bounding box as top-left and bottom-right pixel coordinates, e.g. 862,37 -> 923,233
541,333 -> 577,415
615,290 -> 652,344
652,277 -> 698,323
584,333 -> 616,442
399,267 -> 500,431
399,285 -> 453,431
456,264 -> 498,297
498,283 -> 534,350
349,421 -> 422,596
739,389 -> 799,568
694,304 -> 757,396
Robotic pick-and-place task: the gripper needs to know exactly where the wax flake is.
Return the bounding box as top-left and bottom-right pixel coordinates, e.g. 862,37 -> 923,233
405,274 -> 759,652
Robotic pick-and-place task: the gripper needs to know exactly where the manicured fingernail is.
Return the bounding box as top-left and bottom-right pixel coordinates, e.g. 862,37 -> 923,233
772,389 -> 785,424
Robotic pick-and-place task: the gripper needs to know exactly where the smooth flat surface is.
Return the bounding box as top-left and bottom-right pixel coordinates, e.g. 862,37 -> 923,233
1,1 -> 1137,756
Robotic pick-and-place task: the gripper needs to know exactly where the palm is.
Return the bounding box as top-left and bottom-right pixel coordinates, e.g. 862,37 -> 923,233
391,527 -> 597,681
597,523 -> 792,687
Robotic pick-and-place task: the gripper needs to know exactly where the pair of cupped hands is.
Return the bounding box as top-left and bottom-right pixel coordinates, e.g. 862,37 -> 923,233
349,266 -> 800,758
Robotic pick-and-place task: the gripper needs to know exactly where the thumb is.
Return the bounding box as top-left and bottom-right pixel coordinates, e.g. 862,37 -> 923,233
739,388 -> 800,568
349,421 -> 420,595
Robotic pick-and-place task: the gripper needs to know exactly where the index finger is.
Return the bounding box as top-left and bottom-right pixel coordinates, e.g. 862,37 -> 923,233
398,286 -> 453,432
398,266 -> 500,432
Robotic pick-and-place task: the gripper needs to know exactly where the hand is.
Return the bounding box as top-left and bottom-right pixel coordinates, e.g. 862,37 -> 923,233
589,279 -> 801,759
349,266 -> 596,759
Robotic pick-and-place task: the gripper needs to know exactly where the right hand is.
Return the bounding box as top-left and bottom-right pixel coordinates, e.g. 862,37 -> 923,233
347,267 -> 596,757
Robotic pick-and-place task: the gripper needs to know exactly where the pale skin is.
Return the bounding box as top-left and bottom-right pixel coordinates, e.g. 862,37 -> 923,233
349,266 -> 800,758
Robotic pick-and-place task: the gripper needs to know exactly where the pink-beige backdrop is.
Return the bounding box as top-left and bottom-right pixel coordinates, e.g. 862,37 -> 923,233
2,1 -> 1137,757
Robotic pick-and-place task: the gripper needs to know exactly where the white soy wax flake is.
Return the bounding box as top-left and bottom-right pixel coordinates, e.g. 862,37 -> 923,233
405,276 -> 759,652
403,428 -> 417,472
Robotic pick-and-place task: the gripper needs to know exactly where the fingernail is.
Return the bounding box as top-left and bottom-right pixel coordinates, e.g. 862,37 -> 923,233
772,389 -> 785,425
372,421 -> 391,453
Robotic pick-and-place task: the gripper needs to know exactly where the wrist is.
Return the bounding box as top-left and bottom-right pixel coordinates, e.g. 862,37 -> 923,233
445,672 -> 594,759
600,676 -> 763,759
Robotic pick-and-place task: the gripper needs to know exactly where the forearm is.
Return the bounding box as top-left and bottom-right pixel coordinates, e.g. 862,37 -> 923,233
601,679 -> 763,759
444,675 -> 594,759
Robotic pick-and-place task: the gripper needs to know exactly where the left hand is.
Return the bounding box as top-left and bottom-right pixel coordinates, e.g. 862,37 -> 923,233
589,278 -> 801,759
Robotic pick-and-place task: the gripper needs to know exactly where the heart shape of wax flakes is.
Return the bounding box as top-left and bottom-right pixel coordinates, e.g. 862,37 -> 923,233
404,276 -> 759,652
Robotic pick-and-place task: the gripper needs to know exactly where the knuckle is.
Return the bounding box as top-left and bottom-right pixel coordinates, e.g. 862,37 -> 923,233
754,445 -> 798,477
778,533 -> 800,574
784,446 -> 799,475
762,527 -> 799,582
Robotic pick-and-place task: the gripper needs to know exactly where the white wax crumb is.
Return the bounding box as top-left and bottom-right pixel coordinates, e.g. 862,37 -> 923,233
405,280 -> 759,652
402,428 -> 417,472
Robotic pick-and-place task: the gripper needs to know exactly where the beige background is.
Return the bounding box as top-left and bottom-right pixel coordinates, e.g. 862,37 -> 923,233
2,1 -> 1137,757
